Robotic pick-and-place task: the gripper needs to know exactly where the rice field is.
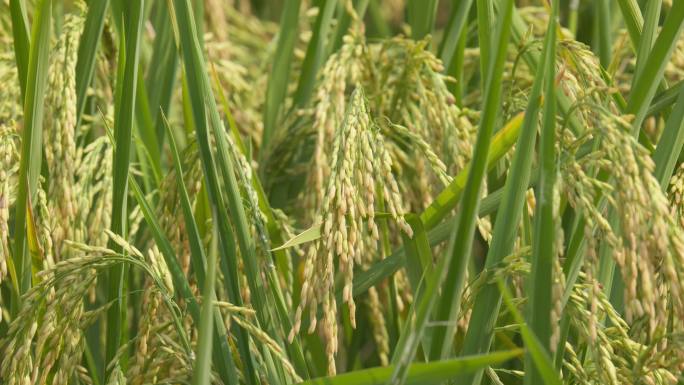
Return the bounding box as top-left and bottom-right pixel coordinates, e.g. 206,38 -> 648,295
2,0 -> 684,384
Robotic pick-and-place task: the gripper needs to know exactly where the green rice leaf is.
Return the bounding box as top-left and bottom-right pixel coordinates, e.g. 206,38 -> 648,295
297,350 -> 522,385
438,0 -> 474,71
626,0 -> 684,132
9,0 -> 30,99
75,0 -> 110,127
271,224 -> 321,251
497,279 -> 562,385
420,112 -> 523,230
406,0 -> 438,40
169,0 -> 261,382
12,0 -> 52,300
163,113 -> 241,384
293,0 -> 337,108
262,0 -> 302,152
389,2 -> 515,383
653,85 -> 684,187
105,0 -> 145,369
525,2 -> 558,382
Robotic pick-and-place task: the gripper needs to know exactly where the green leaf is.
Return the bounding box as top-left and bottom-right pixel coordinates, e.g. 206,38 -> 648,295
128,176 -> 199,318
406,0 -> 439,40
12,0 -> 52,301
169,0 -> 261,382
438,0 -> 474,72
526,2 -> 558,382
400,214 -> 435,355
171,0 -> 305,381
648,79 -> 684,117
191,206 -> 220,385
497,279 -> 562,385
653,84 -> 684,187
594,0 -> 612,68
293,0 -> 337,108
261,0 -> 302,152
146,2 -> 179,145
162,114 -> 240,384
626,0 -> 684,132
296,350 -> 522,385
75,0 -> 110,127
430,0 -> 556,365
476,0 -> 494,83
105,0 -> 145,369
420,112 -> 524,230
212,64 -> 310,380
616,0 -> 643,48
389,2 -> 515,383
126,176 -> 192,353
614,0 -> 669,111
271,224 -> 322,251
402,214 -> 433,294
633,0 -> 661,82
9,0 -> 30,99
351,178 -> 521,300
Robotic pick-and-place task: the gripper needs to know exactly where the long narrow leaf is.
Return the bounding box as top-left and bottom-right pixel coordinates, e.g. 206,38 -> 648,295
9,0 -> 30,99
420,112 -> 523,230
389,2 -> 515,383
626,0 -> 684,132
616,0 -> 643,47
438,0 -> 474,71
476,0 -> 494,83
298,350 -> 522,385
594,0 -> 612,68
75,0 -> 110,127
633,0 -> 661,82
12,0 -> 52,300
653,85 -> 684,187
105,0 -> 144,369
407,0 -> 438,40
430,0 -> 556,363
352,172 -> 530,300
191,214 -> 219,385
261,0 -> 301,152
147,2 -> 179,145
526,2 -> 558,382
293,0 -> 337,108
170,0 -> 261,382
163,114 -> 241,384
497,279 -> 562,385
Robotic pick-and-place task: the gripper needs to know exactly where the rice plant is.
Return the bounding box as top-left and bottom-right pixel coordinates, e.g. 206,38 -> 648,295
2,0 -> 684,384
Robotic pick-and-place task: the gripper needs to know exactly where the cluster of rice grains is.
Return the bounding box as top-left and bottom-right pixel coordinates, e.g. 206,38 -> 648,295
204,2 -> 276,148
43,14 -> 84,262
284,8 -> 486,371
0,8 -> 177,385
451,8 -> 684,382
0,14 -> 111,385
548,21 -> 684,384
292,87 -> 413,374
1,232 -> 189,385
